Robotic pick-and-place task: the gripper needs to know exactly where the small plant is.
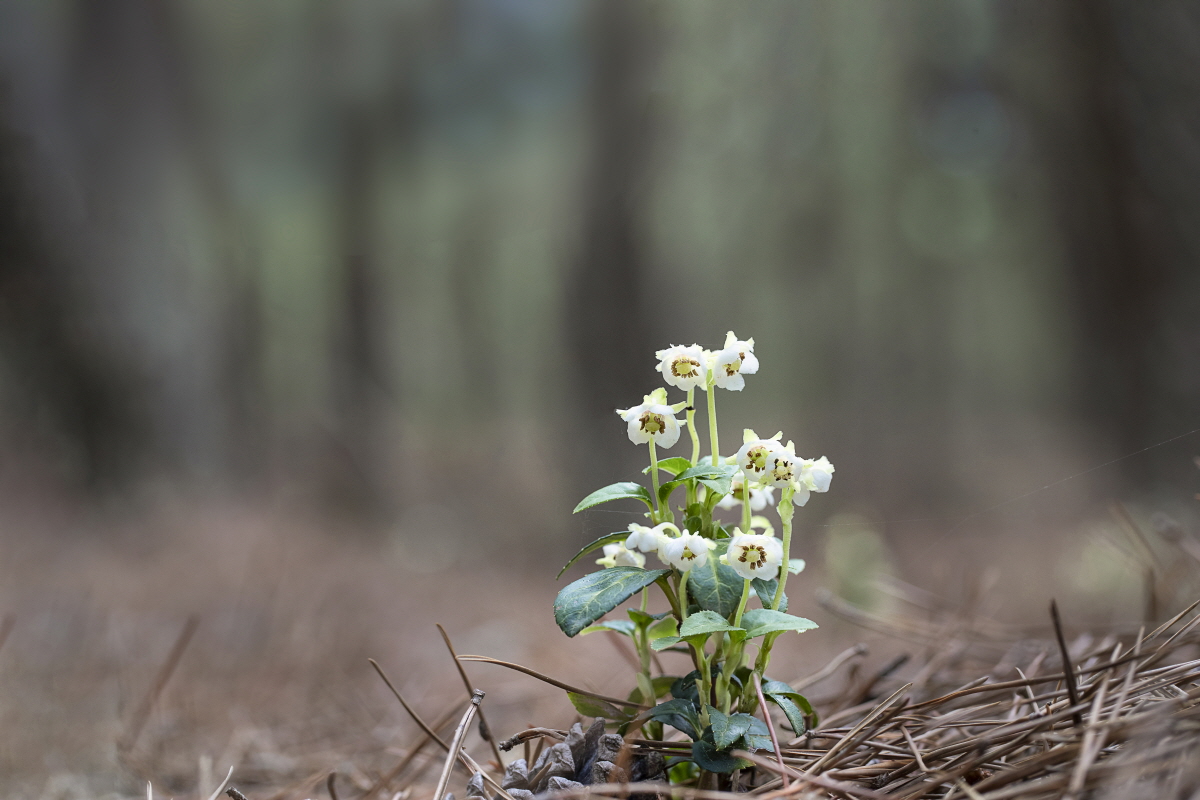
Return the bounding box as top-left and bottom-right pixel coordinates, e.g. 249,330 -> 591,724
553,333 -> 834,778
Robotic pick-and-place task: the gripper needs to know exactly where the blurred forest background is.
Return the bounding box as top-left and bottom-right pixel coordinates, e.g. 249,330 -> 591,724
2,1 -> 1200,797
1,0 -> 1199,559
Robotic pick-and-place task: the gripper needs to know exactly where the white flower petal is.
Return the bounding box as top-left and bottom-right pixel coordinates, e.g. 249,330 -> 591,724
661,532 -> 715,571
723,532 -> 783,580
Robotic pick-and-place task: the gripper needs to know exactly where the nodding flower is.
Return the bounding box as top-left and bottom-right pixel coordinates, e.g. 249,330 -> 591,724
655,344 -> 708,391
801,456 -> 835,494
720,529 -> 784,581
716,479 -> 776,512
735,428 -> 783,484
659,531 -> 716,572
708,331 -> 759,391
626,522 -> 676,561
595,542 -> 646,569
616,388 -> 681,449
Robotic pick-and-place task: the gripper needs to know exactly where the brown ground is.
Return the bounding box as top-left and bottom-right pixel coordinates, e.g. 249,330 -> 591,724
0,491 -> 1191,800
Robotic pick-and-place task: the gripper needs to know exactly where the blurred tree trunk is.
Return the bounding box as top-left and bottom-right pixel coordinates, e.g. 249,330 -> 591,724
1038,1 -> 1198,488
566,1 -> 658,492
0,105 -> 145,488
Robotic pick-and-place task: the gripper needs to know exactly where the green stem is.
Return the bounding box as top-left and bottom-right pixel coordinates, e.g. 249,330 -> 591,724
771,485 -> 796,611
706,379 -> 719,468
732,578 -> 752,628
648,439 -> 662,522
678,570 -> 691,620
687,387 -> 700,466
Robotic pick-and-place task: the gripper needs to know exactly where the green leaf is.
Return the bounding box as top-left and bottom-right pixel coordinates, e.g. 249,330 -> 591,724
650,636 -> 683,651
644,698 -> 702,739
751,578 -> 786,612
740,608 -> 818,639
675,463 -> 736,482
658,479 -> 684,506
645,457 -> 692,477
554,567 -> 672,637
627,608 -> 666,627
579,619 -> 637,637
762,679 -> 817,732
568,692 -> 630,720
708,708 -> 754,750
670,670 -> 703,704
742,716 -> 774,752
788,558 -> 806,575
691,739 -> 751,773
686,542 -> 744,617
676,463 -> 738,499
765,694 -> 807,735
557,532 -> 631,578
646,616 -> 678,640
573,482 -> 653,514
679,610 -> 742,638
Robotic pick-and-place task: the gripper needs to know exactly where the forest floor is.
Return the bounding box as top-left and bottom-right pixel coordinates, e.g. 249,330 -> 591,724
2,497 -> 1197,800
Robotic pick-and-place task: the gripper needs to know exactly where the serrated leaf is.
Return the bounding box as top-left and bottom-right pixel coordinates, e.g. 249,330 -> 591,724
675,463 -> 737,482
742,716 -> 774,752
679,610 -> 742,638
686,542 -> 745,618
573,482 -> 654,514
650,636 -> 683,651
568,692 -> 629,720
644,457 -> 693,478
674,463 -> 738,499
644,698 -> 701,739
740,608 -> 818,639
557,532 -> 631,578
708,708 -> 754,750
579,619 -> 637,637
751,578 -> 787,612
554,568 -> 672,637
691,739 -> 750,773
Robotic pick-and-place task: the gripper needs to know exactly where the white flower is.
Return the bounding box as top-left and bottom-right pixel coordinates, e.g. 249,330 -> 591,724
660,531 -> 716,572
800,456 -> 835,494
735,429 -> 781,484
626,523 -> 663,554
596,542 -> 646,569
708,331 -> 759,391
655,344 -> 708,391
721,530 -> 784,581
616,388 -> 681,449
626,522 -> 680,564
614,388 -> 681,450
716,477 -> 775,511
764,441 -> 799,488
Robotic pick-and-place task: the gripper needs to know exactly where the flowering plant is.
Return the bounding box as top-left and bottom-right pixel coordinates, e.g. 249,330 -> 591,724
554,333 -> 833,776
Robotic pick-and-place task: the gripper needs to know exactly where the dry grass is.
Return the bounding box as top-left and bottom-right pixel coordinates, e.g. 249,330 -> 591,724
3,494 -> 1200,800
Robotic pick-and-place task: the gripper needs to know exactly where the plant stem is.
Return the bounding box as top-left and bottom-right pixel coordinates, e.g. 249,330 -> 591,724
687,387 -> 700,466
648,439 -> 662,522
706,381 -> 719,468
732,578 -> 751,628
678,570 -> 691,620
771,485 -> 795,610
